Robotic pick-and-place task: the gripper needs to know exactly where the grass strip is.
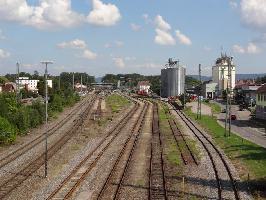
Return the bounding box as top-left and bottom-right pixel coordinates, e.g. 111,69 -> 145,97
105,94 -> 131,113
184,107 -> 266,198
202,101 -> 221,114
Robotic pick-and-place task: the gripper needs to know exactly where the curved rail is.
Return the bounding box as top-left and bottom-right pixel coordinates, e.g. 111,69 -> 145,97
172,104 -> 240,200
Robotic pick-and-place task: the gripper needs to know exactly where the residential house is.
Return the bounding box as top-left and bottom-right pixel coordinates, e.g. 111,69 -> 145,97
137,81 -> 151,95
2,82 -> 16,93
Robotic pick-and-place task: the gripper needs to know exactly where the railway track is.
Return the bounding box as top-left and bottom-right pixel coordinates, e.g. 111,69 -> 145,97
172,104 -> 240,200
96,102 -> 149,200
46,100 -> 140,200
149,103 -> 168,200
96,98 -> 102,118
162,103 -> 198,165
0,94 -> 95,170
0,95 -> 97,199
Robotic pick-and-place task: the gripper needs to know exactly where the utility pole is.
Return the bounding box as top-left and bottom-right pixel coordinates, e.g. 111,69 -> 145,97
183,69 -> 186,109
81,75 -> 83,93
72,72 -> 75,91
58,74 -> 61,91
16,62 -> 20,103
41,61 -> 53,178
228,57 -> 232,137
197,64 -> 202,119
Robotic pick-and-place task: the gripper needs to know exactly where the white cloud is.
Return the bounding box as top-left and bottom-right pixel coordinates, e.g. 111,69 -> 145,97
229,0 -> 238,8
154,15 -> 175,46
87,0 -> 121,26
232,44 -> 246,54
0,0 -> 84,29
136,62 -> 161,69
175,30 -> 192,45
0,49 -> 10,59
57,39 -> 87,49
142,13 -> 151,24
113,57 -> 125,68
155,28 -> 176,46
57,38 -> 97,59
154,15 -> 171,31
82,49 -> 97,60
104,40 -> 124,48
240,0 -> 266,30
131,23 -> 141,31
246,42 -> 260,54
0,0 -> 122,29
232,42 -> 260,54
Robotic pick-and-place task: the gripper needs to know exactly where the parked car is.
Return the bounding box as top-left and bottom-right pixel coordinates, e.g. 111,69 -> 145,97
231,114 -> 237,120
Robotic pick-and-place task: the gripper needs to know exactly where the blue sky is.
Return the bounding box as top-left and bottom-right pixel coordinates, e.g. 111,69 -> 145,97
0,0 -> 265,77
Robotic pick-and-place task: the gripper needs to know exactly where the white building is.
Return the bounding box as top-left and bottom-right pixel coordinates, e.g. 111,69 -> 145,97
212,54 -> 236,96
137,81 -> 150,94
202,81 -> 218,99
16,77 -> 52,92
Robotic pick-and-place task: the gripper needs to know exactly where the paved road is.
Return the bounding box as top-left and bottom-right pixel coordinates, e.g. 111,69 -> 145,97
213,100 -> 266,148
188,100 -> 266,148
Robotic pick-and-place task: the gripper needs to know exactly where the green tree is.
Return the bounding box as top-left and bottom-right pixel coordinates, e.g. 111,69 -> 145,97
0,76 -> 9,84
0,116 -> 16,144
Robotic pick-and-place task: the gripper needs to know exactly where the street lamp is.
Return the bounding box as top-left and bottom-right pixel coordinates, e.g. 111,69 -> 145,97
40,60 -> 53,178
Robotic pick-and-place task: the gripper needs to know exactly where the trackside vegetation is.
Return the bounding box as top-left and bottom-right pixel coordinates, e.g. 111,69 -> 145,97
0,91 -> 80,145
105,94 -> 131,113
185,107 -> 266,199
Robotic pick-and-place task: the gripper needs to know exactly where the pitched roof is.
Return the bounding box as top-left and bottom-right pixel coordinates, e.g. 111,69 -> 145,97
256,84 -> 266,93
137,81 -> 150,86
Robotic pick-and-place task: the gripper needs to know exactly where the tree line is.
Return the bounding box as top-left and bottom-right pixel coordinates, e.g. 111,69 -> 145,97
102,73 -> 200,95
0,71 -> 95,144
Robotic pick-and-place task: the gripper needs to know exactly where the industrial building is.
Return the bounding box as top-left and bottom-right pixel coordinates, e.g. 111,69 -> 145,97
202,81 -> 218,99
212,54 -> 236,96
161,58 -> 186,98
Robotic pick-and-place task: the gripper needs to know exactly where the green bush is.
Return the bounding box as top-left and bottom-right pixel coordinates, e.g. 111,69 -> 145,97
15,107 -> 30,134
0,117 -> 16,144
50,94 -> 63,112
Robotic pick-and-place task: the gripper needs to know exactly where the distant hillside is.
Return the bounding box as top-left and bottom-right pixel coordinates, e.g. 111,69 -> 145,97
188,73 -> 266,81
187,75 -> 211,82
236,73 -> 266,80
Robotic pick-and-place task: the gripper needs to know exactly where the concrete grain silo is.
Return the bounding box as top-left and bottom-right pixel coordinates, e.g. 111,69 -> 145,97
161,58 -> 186,98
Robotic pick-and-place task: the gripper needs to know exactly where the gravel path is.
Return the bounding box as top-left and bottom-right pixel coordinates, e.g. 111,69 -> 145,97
187,101 -> 212,116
